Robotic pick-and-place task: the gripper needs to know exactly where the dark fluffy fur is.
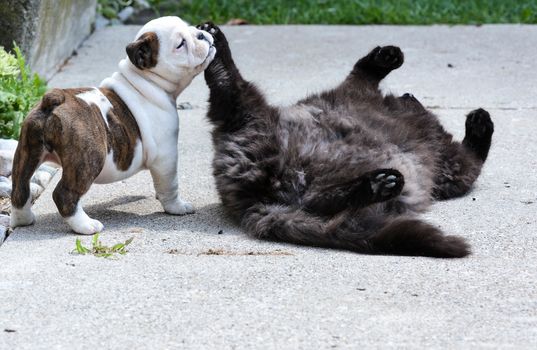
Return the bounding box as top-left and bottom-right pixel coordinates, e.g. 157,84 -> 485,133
198,23 -> 494,258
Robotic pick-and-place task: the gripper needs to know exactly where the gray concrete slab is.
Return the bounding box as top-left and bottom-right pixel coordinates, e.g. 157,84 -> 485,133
1,25 -> 536,349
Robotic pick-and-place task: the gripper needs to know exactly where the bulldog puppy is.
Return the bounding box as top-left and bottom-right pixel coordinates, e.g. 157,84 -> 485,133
10,16 -> 215,234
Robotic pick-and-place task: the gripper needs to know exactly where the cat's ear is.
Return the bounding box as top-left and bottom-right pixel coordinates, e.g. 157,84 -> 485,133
126,32 -> 159,70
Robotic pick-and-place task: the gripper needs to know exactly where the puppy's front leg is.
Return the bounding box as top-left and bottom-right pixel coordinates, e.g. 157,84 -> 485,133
149,154 -> 194,215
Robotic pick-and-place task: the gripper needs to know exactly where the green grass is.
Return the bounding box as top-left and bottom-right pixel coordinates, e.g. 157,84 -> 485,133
0,44 -> 47,139
149,0 -> 537,25
72,234 -> 134,259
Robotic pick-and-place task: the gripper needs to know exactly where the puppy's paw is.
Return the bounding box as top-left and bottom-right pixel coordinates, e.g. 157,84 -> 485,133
164,200 -> 195,215
10,207 -> 36,228
66,215 -> 104,235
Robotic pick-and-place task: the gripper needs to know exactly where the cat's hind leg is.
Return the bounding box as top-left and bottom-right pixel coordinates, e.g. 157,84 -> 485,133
310,46 -> 404,106
304,169 -> 404,215
462,108 -> 494,162
433,109 -> 494,199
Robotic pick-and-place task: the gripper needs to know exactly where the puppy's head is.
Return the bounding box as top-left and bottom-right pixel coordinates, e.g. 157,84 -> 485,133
126,16 -> 215,87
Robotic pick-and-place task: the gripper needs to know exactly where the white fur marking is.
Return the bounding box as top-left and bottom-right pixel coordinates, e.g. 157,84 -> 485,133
162,199 -> 195,215
76,88 -> 113,127
65,205 -> 104,235
94,141 -> 144,184
10,198 -> 35,228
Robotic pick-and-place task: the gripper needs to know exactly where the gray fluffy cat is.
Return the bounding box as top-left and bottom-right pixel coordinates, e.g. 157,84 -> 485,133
198,22 -> 494,258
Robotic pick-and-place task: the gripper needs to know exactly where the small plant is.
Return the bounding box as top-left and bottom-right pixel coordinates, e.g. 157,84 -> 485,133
0,44 -> 47,139
98,0 -> 155,19
73,233 -> 134,258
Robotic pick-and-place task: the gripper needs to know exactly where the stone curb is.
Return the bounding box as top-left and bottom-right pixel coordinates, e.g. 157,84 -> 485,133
0,140 -> 59,246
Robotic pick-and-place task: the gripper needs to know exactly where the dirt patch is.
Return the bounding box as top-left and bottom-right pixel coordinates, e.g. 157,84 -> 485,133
166,248 -> 294,256
198,248 -> 294,256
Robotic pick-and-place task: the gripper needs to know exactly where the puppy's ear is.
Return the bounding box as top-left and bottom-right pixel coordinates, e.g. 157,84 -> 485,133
126,32 -> 159,70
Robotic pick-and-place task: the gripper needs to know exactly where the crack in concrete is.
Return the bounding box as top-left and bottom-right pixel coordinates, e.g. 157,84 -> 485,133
427,106 -> 537,111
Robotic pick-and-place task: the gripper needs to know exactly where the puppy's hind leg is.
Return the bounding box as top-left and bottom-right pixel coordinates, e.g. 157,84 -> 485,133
54,184 -> 104,235
52,141 -> 107,235
10,118 -> 45,228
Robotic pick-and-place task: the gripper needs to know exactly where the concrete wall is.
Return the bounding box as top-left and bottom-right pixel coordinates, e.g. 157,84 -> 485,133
0,0 -> 96,80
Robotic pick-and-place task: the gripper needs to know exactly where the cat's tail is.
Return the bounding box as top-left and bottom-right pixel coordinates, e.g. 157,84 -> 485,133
242,204 -> 470,258
365,217 -> 470,258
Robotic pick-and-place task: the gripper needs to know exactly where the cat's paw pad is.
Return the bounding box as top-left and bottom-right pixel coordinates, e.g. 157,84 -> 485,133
465,108 -> 494,140
372,46 -> 404,70
370,169 -> 405,201
197,21 -> 230,57
197,22 -> 219,36
197,22 -> 226,45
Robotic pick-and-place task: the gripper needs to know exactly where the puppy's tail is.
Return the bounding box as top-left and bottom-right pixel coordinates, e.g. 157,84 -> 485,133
241,204 -> 470,258
40,88 -> 65,114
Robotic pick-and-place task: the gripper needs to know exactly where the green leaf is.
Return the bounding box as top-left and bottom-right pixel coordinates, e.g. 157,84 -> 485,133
75,238 -> 89,254
92,233 -> 99,247
111,243 -> 125,251
71,235 -> 133,258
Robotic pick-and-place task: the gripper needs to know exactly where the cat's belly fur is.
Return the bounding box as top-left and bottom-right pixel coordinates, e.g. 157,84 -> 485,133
280,104 -> 435,211
214,106 -> 436,214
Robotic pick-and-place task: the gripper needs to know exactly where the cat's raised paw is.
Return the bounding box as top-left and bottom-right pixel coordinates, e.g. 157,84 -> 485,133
372,46 -> 404,71
463,108 -> 493,161
370,169 -> 405,201
197,21 -> 230,58
197,22 -> 219,36
465,108 -> 494,140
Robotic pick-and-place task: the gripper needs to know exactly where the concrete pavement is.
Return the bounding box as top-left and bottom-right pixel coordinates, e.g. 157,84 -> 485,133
1,24 -> 536,349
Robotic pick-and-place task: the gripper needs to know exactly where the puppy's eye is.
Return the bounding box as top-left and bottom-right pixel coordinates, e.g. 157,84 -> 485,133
176,40 -> 185,49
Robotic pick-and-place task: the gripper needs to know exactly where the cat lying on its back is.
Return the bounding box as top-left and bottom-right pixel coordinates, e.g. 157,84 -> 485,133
198,22 -> 494,258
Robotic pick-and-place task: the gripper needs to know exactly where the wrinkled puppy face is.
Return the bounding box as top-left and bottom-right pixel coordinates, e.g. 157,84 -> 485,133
126,16 -> 215,83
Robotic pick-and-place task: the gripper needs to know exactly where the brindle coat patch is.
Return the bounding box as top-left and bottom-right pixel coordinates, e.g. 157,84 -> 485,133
101,88 -> 141,171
